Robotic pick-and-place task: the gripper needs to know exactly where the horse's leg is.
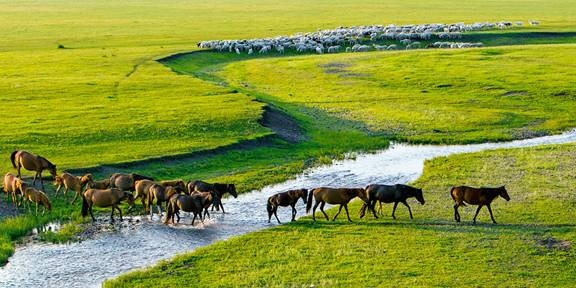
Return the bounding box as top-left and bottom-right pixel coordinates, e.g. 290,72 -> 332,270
311,201 -> 320,221
35,202 -> 39,215
274,207 -> 281,224
110,206 -> 115,223
39,172 -> 45,191
33,172 -> 37,186
291,204 -> 297,221
320,202 -> 329,221
117,205 -> 123,222
89,205 -> 96,222
191,213 -> 196,226
332,205 -> 343,221
487,204 -> 497,224
344,204 -> 352,222
402,201 -> 413,219
17,164 -> 22,179
454,204 -> 460,222
71,190 -> 79,204
220,203 -> 225,214
370,199 -> 379,219
379,201 -> 383,215
392,202 -> 399,219
473,205 -> 483,224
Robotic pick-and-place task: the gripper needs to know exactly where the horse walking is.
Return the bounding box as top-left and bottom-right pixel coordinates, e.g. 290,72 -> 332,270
188,180 -> 237,213
147,184 -> 178,216
267,189 -> 308,223
54,172 -> 92,203
81,188 -> 134,223
11,150 -> 57,190
110,173 -> 153,192
165,193 -> 213,226
306,187 -> 368,222
451,186 -> 510,224
359,184 -> 425,219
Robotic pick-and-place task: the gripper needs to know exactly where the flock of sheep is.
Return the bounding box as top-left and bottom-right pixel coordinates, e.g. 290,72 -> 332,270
198,20 -> 540,54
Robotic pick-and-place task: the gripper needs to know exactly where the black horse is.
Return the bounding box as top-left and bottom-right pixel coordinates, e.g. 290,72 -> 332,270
359,184 -> 425,219
187,180 -> 237,213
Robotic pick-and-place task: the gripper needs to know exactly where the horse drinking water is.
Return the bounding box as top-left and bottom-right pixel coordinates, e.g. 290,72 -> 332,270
451,186 -> 510,224
267,189 -> 308,223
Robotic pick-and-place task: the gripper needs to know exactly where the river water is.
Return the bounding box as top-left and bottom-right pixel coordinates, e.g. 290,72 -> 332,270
2,130 -> 576,287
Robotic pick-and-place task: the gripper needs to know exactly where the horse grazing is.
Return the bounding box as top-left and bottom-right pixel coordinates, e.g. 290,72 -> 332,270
11,150 -> 57,190
451,186 -> 510,224
21,187 -> 51,215
267,189 -> 308,223
160,180 -> 186,194
359,184 -> 425,219
13,178 -> 31,206
3,172 -> 19,205
147,185 -> 179,217
54,172 -> 92,203
306,187 -> 368,222
81,188 -> 135,223
110,173 -> 153,192
188,180 -> 237,213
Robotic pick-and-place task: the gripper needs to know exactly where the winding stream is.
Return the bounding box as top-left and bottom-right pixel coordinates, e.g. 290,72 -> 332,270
2,130 -> 576,287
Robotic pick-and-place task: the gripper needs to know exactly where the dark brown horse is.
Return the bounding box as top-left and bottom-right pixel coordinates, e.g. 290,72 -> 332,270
451,186 -> 510,224
267,189 -> 308,223
359,184 -> 425,219
147,185 -> 179,217
188,180 -> 237,213
81,188 -> 135,223
11,150 -> 57,191
306,187 -> 368,222
165,192 -> 214,226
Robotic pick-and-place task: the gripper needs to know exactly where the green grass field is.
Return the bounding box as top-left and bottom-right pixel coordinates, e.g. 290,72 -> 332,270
1,0 -> 576,283
105,143 -> 576,287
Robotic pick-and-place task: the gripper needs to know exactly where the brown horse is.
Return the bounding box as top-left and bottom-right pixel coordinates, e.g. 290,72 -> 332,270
359,184 -> 425,219
21,187 -> 51,215
267,189 -> 308,223
3,172 -> 18,205
306,187 -> 368,222
110,173 -> 153,192
11,150 -> 57,190
13,178 -> 31,206
81,188 -> 135,223
160,180 -> 186,194
134,179 -> 155,211
190,191 -> 221,219
188,180 -> 237,213
82,174 -> 111,190
165,193 -> 211,226
54,172 -> 92,203
451,186 -> 510,224
147,185 -> 179,216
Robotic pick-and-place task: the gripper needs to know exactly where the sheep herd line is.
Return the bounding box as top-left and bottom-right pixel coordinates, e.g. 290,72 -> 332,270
198,20 -> 540,54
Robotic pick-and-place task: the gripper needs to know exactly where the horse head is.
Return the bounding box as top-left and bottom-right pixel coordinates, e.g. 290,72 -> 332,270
227,184 -> 238,198
355,188 -> 369,203
300,189 -> 309,204
414,188 -> 425,205
498,186 -> 510,201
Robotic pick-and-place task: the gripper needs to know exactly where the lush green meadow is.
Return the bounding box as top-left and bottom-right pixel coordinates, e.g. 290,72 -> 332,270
1,0 -> 576,282
106,143 -> 576,287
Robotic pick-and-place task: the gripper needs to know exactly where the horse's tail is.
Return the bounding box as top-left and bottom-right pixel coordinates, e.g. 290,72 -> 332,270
266,198 -> 273,217
81,192 -> 89,217
306,189 -> 314,213
10,151 -> 18,169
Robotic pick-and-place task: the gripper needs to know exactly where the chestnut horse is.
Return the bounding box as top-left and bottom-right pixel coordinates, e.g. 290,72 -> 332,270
11,150 -> 57,190
3,172 -> 18,205
134,179 -> 155,211
21,186 -> 51,215
359,184 -> 425,219
306,187 -> 368,222
451,186 -> 510,224
188,180 -> 237,213
81,188 -> 135,223
267,189 -> 308,223
54,172 -> 92,203
147,185 -> 179,216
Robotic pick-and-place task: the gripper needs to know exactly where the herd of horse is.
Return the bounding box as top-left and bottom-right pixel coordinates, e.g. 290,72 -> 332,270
2,150 -> 511,225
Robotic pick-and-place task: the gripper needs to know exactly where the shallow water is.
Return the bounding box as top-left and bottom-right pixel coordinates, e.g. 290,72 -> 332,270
2,130 -> 576,287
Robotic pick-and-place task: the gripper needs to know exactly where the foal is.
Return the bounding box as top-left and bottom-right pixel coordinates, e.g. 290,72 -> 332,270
267,189 -> 308,223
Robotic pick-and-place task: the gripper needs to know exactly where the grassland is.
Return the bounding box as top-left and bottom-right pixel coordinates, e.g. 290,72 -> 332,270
2,0 -> 576,278
106,143 -> 576,288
